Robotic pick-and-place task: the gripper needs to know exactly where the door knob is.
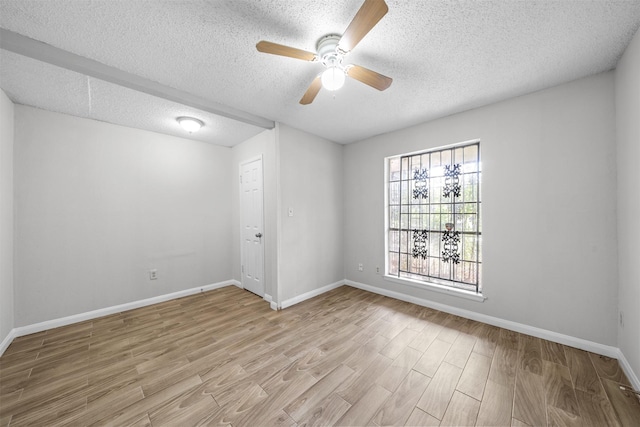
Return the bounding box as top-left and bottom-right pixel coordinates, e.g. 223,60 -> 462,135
255,233 -> 263,238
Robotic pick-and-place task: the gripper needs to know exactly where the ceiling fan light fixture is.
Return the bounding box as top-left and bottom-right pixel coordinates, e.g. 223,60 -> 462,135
177,116 -> 204,133
321,66 -> 346,91
255,0 -> 391,104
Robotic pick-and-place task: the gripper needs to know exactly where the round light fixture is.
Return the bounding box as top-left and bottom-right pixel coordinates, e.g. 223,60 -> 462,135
177,116 -> 204,133
321,66 -> 346,91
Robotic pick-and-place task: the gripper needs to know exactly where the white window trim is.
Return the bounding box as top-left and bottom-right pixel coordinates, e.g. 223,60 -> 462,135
383,274 -> 486,302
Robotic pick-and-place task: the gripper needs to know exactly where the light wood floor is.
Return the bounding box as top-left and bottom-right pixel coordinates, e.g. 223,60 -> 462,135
1,285 -> 639,426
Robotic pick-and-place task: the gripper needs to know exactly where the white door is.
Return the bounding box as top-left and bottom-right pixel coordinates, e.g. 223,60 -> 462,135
240,157 -> 265,297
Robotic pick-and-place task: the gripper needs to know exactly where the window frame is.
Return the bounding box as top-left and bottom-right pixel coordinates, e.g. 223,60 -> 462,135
384,140 -> 485,301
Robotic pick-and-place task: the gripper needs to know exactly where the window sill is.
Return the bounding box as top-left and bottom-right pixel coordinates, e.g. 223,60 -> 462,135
383,275 -> 486,302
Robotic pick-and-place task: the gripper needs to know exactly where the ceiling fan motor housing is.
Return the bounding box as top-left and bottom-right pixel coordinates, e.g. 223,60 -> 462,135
317,34 -> 343,68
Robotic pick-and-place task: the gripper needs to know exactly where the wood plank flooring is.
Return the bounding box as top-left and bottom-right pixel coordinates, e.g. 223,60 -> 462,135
1,285 -> 639,426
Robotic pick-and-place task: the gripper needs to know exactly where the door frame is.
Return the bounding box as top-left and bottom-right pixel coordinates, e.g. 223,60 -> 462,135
239,155 -> 266,297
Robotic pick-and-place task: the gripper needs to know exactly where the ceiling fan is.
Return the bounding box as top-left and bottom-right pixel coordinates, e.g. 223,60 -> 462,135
256,0 -> 393,105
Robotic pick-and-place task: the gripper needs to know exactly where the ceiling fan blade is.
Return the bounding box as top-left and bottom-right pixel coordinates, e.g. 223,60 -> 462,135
256,41 -> 317,61
300,76 -> 322,105
338,0 -> 388,53
347,65 -> 392,91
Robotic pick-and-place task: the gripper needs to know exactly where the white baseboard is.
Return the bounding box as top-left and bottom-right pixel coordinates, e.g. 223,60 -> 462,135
617,348 -> 640,391
280,280 -> 344,309
345,279 -> 621,359
0,328 -> 16,356
263,293 -> 278,311
6,280 -> 238,347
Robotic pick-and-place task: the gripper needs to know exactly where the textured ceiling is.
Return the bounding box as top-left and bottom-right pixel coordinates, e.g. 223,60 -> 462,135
1,0 -> 640,146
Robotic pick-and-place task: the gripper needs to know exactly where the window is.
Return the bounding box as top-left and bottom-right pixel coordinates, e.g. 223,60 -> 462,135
386,141 -> 482,294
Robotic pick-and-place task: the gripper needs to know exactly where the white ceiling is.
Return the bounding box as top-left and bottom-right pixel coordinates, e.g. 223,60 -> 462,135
1,0 -> 639,147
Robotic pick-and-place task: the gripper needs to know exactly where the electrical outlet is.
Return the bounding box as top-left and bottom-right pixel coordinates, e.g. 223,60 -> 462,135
149,269 -> 158,280
358,263 -> 363,272
376,266 -> 380,274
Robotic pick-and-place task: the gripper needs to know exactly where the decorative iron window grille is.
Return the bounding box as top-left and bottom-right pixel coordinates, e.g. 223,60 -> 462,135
413,168 -> 429,199
386,141 -> 482,293
443,164 -> 462,198
412,229 -> 429,259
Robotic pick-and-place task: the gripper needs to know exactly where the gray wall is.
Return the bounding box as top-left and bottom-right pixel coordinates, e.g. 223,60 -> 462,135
0,90 -> 14,342
231,128 -> 278,300
616,28 -> 640,381
230,124 -> 344,306
14,106 -> 234,326
278,124 -> 344,302
344,72 -> 618,346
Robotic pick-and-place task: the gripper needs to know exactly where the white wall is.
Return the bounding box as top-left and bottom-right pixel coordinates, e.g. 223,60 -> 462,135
231,128 -> 278,300
278,124 -> 344,302
616,28 -> 640,382
14,106 -> 233,326
344,72 -> 618,346
0,90 -> 14,344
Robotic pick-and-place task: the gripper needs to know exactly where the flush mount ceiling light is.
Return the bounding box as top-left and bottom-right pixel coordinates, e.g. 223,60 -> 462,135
177,116 -> 204,133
